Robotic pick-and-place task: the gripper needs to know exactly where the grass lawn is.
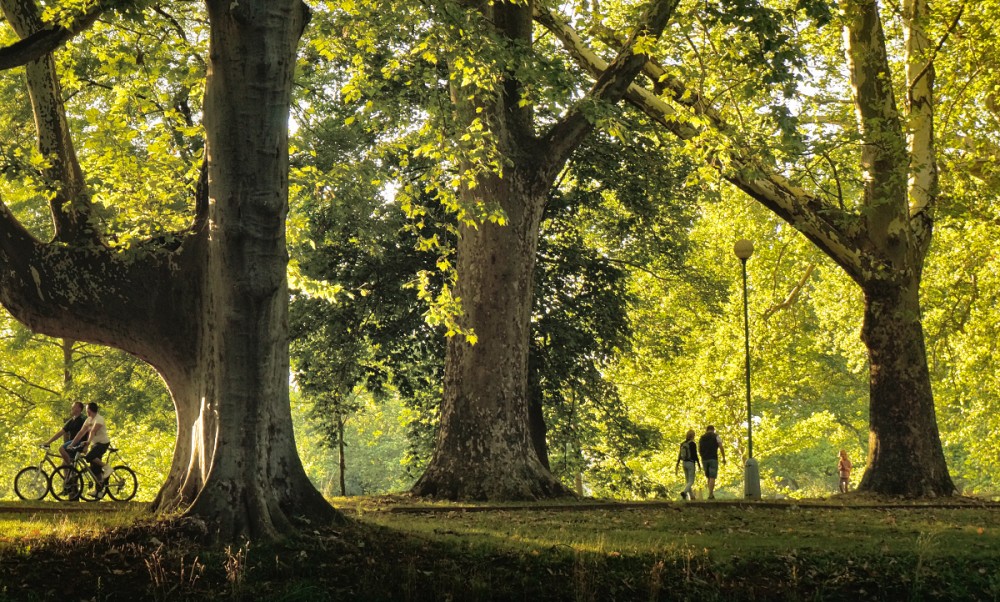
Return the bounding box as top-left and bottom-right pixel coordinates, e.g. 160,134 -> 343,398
0,497 -> 998,600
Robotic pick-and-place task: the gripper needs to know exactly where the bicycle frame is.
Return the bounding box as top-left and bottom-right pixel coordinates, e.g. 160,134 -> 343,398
52,445 -> 138,502
34,447 -> 65,474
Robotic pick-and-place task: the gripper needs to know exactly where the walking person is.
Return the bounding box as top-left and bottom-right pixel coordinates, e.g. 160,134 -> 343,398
698,425 -> 726,499
675,429 -> 701,500
838,449 -> 853,493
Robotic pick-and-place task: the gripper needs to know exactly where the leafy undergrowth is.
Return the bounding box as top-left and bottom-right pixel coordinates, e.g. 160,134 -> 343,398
0,498 -> 999,601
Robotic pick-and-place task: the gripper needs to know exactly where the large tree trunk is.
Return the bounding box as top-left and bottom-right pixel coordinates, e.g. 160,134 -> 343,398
151,0 -> 335,541
858,281 -> 954,496
0,0 -> 337,542
412,174 -> 565,499
411,0 -> 679,501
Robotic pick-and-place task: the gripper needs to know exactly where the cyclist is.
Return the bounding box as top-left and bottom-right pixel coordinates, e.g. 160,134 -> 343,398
68,402 -> 113,496
41,401 -> 86,466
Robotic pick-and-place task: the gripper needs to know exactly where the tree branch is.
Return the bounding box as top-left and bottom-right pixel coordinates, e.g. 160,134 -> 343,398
762,263 -> 816,322
535,5 -> 867,281
536,0 -> 680,184
0,0 -> 107,70
0,0 -> 108,243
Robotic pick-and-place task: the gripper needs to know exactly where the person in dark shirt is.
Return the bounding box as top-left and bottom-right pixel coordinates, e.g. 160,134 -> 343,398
41,401 -> 86,465
698,425 -> 726,499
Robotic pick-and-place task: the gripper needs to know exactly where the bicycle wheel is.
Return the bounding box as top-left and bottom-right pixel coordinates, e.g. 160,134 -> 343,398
50,466 -> 83,502
106,466 -> 138,502
14,467 -> 50,501
77,468 -> 103,502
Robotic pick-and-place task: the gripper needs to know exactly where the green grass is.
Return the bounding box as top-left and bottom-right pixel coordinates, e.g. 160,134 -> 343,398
0,499 -> 999,600
0,501 -> 147,542
356,504 -> 1000,558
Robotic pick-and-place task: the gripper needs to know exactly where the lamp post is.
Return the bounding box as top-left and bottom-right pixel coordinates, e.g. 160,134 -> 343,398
734,239 -> 761,500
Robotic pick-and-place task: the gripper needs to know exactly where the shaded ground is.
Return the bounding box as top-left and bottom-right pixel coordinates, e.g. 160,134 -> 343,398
1,497 -> 999,601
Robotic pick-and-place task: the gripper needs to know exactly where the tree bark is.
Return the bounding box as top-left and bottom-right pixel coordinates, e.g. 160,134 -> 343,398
858,282 -> 952,495
155,0 -> 336,541
413,173 -> 564,499
411,0 -> 679,500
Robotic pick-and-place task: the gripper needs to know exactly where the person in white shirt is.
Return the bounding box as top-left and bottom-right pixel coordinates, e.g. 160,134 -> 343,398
68,402 -> 112,495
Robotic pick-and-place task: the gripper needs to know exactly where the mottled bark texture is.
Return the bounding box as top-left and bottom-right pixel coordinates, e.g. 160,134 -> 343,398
412,0 -> 680,500
0,0 -> 338,541
859,284 -> 951,495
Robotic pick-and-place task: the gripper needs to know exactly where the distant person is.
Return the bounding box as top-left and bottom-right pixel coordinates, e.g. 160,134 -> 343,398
698,425 -> 726,499
838,450 -> 853,493
68,402 -> 112,497
675,429 -> 701,500
41,401 -> 85,466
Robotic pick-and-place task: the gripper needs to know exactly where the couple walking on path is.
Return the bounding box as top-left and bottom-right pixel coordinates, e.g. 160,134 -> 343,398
676,425 -> 726,500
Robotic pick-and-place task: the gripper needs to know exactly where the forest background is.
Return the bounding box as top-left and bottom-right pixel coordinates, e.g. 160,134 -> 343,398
0,0 -> 998,504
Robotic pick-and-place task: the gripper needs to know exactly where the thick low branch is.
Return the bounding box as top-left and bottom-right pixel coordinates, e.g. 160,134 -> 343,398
0,202 -> 201,374
535,5 -> 866,281
0,1 -> 106,70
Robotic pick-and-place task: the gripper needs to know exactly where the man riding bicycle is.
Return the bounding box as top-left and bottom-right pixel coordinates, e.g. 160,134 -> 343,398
41,401 -> 85,466
67,402 -> 113,497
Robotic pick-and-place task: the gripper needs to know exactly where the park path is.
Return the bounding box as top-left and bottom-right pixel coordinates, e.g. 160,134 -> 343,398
340,495 -> 999,514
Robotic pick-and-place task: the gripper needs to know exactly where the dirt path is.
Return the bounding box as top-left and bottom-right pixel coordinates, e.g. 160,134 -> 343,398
344,495 -> 1000,513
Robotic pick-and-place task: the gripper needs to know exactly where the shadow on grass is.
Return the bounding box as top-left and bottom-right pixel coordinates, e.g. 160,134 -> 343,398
0,501 -> 999,601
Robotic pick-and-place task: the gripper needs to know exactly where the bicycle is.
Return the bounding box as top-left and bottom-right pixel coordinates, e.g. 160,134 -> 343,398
49,446 -> 138,502
13,444 -> 66,501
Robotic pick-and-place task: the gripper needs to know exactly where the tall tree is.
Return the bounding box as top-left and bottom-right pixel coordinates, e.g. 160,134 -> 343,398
405,0 -> 681,499
540,0 -> 960,496
0,0 -> 335,539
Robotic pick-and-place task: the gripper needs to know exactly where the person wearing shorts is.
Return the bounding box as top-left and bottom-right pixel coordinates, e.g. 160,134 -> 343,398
68,402 -> 112,495
698,425 -> 726,499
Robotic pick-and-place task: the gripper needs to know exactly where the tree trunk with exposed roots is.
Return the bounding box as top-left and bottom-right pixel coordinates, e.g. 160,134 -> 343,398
0,0 -> 337,542
410,0 -> 681,500
412,174 -> 565,499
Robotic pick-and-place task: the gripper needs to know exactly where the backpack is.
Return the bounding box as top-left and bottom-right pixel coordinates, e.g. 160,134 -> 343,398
679,441 -> 691,461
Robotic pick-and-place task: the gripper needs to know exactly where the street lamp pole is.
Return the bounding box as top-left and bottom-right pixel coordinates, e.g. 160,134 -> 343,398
733,239 -> 761,500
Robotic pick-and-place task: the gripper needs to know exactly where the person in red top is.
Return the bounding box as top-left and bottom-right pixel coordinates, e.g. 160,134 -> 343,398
838,449 -> 853,493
